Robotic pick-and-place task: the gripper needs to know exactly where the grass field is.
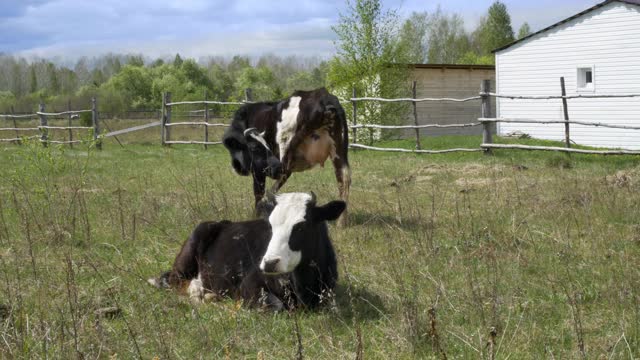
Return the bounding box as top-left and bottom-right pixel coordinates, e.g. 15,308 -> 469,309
0,136 -> 639,359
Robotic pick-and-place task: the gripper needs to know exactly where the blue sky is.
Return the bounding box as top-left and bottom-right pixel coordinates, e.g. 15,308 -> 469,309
0,0 -> 602,60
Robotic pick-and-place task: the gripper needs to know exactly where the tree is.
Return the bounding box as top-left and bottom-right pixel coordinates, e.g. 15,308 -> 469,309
328,0 -> 412,142
234,66 -> 277,101
107,65 -> 153,108
126,55 -> 145,67
29,66 -> 38,93
475,1 -> 515,55
396,12 -> 429,63
517,22 -> 532,39
425,8 -> 471,64
47,62 -> 60,93
173,53 -> 183,68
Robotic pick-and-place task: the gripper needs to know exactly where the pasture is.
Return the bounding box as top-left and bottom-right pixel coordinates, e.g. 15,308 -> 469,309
0,138 -> 639,359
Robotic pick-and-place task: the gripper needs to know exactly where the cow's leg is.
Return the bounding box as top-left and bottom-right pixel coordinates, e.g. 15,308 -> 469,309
270,172 -> 291,194
252,171 -> 267,209
239,271 -> 285,311
332,157 -> 351,227
147,223 -> 206,292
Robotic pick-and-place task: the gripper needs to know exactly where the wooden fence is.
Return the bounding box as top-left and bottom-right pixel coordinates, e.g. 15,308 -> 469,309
349,78 -> 640,156
0,97 -> 101,149
160,89 -> 254,148
2,81 -> 640,155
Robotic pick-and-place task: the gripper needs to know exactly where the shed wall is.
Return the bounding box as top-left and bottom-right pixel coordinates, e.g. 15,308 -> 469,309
496,2 -> 640,149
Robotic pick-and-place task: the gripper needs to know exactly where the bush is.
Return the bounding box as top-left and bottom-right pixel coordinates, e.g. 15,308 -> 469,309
79,112 -> 92,127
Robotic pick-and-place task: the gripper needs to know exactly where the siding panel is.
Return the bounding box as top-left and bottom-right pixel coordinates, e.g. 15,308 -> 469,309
496,2 -> 640,149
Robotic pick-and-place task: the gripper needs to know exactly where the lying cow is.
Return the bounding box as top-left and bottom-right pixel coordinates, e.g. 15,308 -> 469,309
148,192 -> 345,310
222,88 -> 351,226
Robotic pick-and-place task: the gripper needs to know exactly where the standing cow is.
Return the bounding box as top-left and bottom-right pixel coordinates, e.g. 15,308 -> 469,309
222,88 -> 351,226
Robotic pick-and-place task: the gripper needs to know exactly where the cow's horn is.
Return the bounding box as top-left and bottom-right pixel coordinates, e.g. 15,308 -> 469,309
243,128 -> 257,136
309,191 -> 317,204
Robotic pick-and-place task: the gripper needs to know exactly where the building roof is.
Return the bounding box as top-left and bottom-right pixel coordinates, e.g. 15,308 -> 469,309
493,0 -> 640,53
408,64 -> 495,71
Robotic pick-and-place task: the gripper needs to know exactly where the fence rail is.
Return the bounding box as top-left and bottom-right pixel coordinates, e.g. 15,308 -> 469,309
36,110 -> 92,116
350,95 -> 481,103
350,144 -> 483,154
164,122 -> 230,127
0,127 -> 39,131
0,114 -> 37,119
485,92 -> 640,100
350,123 -> 481,130
166,100 -> 248,106
482,143 -> 640,155
479,118 -> 640,130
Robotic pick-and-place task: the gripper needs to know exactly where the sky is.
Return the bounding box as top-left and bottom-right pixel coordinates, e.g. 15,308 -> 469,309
0,0 -> 603,61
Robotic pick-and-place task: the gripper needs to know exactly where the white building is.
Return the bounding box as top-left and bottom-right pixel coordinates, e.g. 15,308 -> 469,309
494,0 -> 640,150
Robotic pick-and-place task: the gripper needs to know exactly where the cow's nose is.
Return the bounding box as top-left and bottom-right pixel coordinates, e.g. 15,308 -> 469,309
262,258 -> 281,274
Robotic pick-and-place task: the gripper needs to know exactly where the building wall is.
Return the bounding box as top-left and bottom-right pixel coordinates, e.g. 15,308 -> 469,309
496,2 -> 640,149
408,66 -> 495,137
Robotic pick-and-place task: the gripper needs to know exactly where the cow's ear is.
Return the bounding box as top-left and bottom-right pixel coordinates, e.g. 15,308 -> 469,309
311,201 -> 346,222
276,100 -> 286,114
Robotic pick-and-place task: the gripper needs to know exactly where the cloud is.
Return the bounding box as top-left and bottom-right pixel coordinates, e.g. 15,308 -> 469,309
2,0 -> 342,59
2,0 -> 606,61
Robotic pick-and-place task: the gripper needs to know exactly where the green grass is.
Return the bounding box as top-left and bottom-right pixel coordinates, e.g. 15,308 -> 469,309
0,138 -> 639,359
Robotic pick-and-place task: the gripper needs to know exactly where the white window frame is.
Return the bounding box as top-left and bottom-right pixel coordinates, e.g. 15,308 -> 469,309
576,65 -> 595,93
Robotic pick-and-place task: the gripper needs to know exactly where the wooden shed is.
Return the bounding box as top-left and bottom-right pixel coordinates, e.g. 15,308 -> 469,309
408,64 -> 495,136
494,0 -> 640,149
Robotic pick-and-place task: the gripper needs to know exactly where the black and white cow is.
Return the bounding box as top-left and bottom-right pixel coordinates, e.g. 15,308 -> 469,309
148,192 -> 345,310
222,88 -> 351,226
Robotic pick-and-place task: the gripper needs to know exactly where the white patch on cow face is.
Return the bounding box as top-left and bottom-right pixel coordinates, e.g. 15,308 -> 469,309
277,96 -> 302,160
260,192 -> 312,274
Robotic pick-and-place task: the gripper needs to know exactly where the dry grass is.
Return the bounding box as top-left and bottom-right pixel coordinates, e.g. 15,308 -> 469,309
0,139 -> 639,359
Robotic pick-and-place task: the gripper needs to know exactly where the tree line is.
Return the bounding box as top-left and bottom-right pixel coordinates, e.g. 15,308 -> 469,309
1,1 -> 526,117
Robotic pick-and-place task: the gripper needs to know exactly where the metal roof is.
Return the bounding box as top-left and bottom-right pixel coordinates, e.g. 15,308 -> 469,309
409,64 -> 495,70
493,0 -> 640,53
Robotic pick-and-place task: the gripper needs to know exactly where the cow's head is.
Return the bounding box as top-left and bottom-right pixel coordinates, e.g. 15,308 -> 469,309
222,128 -> 281,179
260,192 -> 345,275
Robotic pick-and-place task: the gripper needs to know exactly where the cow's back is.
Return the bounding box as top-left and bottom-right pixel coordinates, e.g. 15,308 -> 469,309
197,219 -> 271,296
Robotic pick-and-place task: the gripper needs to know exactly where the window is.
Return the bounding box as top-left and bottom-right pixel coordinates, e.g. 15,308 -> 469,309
577,66 -> 595,92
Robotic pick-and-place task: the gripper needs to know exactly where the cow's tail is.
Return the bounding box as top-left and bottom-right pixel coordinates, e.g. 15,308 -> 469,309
147,221 -> 231,291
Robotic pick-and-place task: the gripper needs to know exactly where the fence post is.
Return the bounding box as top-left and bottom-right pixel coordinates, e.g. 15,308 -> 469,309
204,89 -> 209,150
67,99 -> 73,148
560,77 -> 571,148
92,97 -> 102,150
412,80 -> 421,150
481,79 -> 492,154
351,86 -> 357,143
244,88 -> 253,102
10,106 -> 20,145
162,92 -> 172,146
39,102 -> 48,147
161,92 -> 167,146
